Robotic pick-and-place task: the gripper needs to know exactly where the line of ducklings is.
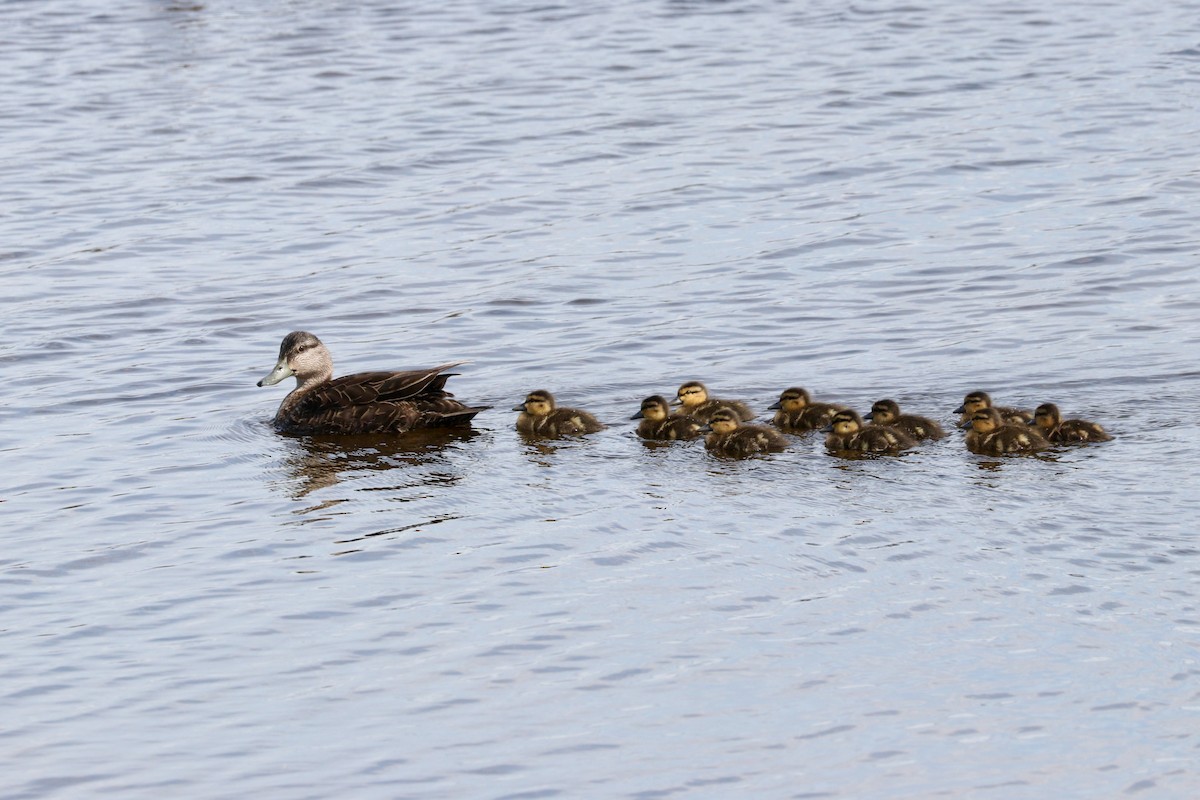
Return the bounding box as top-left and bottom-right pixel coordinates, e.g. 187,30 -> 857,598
514,384 -> 1112,458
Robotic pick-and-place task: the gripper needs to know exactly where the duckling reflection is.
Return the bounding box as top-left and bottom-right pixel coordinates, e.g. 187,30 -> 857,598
955,390 -> 1032,427
962,408 -> 1048,455
824,409 -> 915,455
632,395 -> 703,441
1032,403 -> 1112,443
769,387 -> 846,432
513,390 -> 604,436
864,398 -> 945,441
703,407 -> 787,457
674,381 -> 755,423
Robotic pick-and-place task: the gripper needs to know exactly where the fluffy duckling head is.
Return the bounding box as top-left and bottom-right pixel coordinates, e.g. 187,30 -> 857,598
1032,403 -> 1062,432
955,391 -> 994,416
826,409 -> 865,436
963,407 -> 1004,434
864,398 -> 900,425
632,395 -> 671,422
768,387 -> 811,413
674,381 -> 709,410
704,407 -> 742,435
513,390 -> 556,417
258,330 -> 333,387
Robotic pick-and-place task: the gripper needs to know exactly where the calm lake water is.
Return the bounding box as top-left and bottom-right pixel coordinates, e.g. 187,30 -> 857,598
4,0 -> 1200,797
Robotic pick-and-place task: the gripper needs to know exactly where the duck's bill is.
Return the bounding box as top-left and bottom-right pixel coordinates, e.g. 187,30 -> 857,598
257,358 -> 293,387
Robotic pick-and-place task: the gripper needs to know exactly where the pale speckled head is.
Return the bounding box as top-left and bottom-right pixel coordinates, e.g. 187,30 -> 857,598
866,399 -> 900,424
633,395 -> 670,422
257,331 -> 331,387
1033,403 -> 1061,431
829,409 -> 863,436
966,407 -> 1003,434
674,381 -> 708,408
770,386 -> 811,412
955,391 -> 992,416
706,407 -> 741,435
514,390 -> 556,416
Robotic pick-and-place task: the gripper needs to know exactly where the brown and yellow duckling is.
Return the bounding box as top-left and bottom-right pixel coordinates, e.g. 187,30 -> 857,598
961,407 -> 1049,455
513,390 -> 604,436
823,409 -> 916,454
768,387 -> 847,432
702,407 -> 788,457
257,331 -> 488,434
673,381 -> 755,424
1032,403 -> 1112,443
864,398 -> 945,441
631,395 -> 704,441
955,391 -> 1033,426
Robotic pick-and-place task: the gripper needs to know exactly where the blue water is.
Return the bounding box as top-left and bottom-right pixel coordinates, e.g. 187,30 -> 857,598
4,0 -> 1200,797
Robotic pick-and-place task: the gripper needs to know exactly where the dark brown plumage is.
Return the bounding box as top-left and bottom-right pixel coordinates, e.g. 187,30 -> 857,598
513,390 -> 604,436
824,409 -> 915,454
1033,403 -> 1112,443
703,407 -> 787,457
631,395 -> 703,441
257,331 -> 486,434
769,387 -> 846,432
674,381 -> 755,423
864,398 -> 945,441
955,391 -> 1032,426
962,408 -> 1049,455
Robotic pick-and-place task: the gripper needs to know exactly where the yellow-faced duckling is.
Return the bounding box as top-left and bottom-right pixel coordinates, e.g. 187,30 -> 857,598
962,407 -> 1049,455
703,407 -> 788,457
1033,403 -> 1112,443
257,331 -> 488,435
864,398 -> 945,441
769,387 -> 847,432
674,381 -> 755,424
513,390 -> 604,436
955,390 -> 1033,426
631,395 -> 703,441
823,409 -> 916,454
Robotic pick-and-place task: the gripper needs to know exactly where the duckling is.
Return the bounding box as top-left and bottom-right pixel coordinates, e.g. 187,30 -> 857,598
631,395 -> 703,441
703,407 -> 787,457
257,331 -> 488,435
674,381 -> 755,424
768,387 -> 847,432
864,398 -> 945,441
1032,403 -> 1112,443
513,390 -> 604,436
955,391 -> 1033,426
962,407 -> 1049,455
823,409 -> 916,454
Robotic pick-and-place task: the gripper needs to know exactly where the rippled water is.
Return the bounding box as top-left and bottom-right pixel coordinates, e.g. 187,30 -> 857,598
5,0 -> 1200,797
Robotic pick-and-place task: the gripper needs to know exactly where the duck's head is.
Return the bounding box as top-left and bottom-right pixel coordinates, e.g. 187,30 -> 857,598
955,391 -> 993,416
674,381 -> 709,409
865,398 -> 900,425
962,407 -> 1003,434
513,390 -> 556,416
632,395 -> 670,422
258,331 -> 333,387
769,387 -> 810,412
703,407 -> 741,435
824,409 -> 864,436
1033,403 -> 1062,431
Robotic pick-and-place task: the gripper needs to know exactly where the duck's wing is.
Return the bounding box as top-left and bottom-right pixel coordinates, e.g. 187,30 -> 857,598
306,362 -> 469,409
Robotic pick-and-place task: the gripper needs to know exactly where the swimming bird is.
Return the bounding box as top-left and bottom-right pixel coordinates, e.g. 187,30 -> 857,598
674,381 -> 755,423
823,409 -> 916,454
631,395 -> 703,441
961,407 -> 1049,455
955,391 -> 1033,426
864,398 -> 945,440
513,390 -> 604,436
703,407 -> 787,457
769,387 -> 847,432
1032,403 -> 1112,443
257,331 -> 487,434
